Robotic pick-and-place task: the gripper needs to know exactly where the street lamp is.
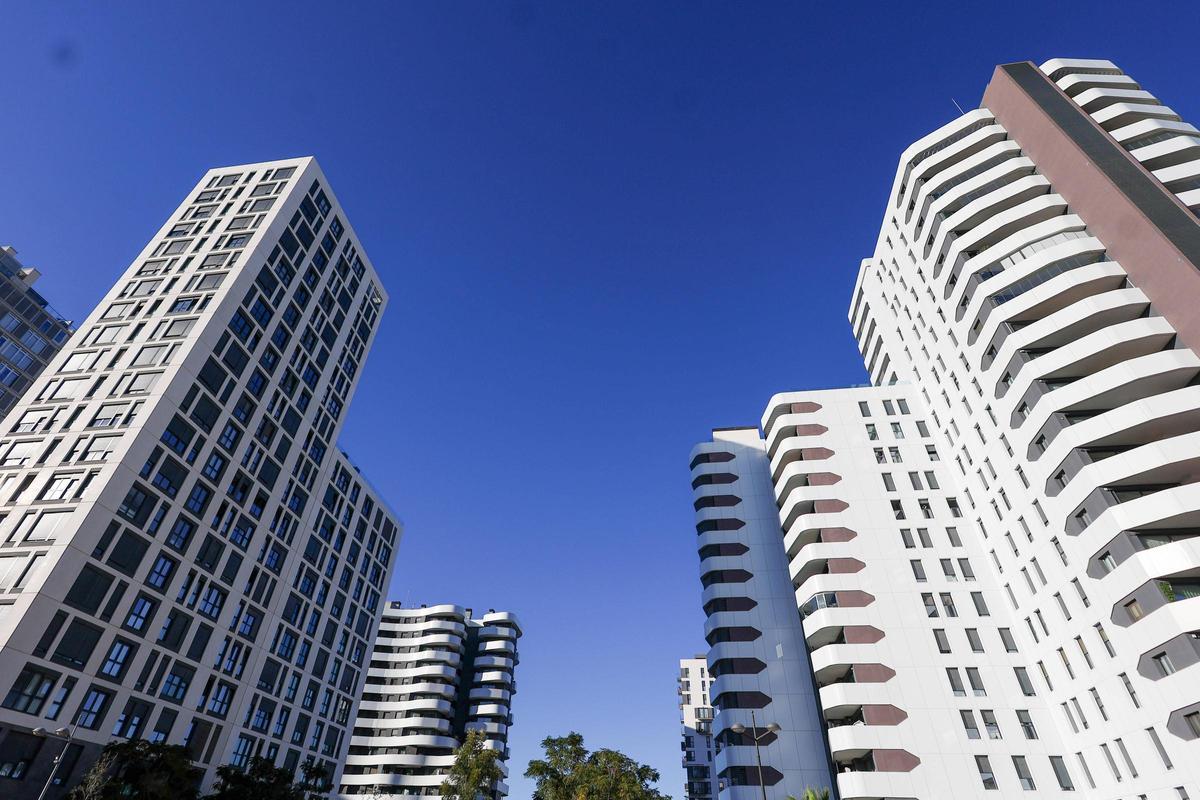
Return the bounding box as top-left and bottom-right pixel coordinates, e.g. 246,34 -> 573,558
31,724 -> 77,800
729,709 -> 780,800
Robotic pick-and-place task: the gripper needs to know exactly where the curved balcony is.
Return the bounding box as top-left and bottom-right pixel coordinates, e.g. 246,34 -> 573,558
970,259 -> 1126,350
473,670 -> 515,686
477,624 -> 518,640
901,119 -> 1006,227
982,285 -> 1148,372
783,509 -> 849,556
813,661 -> 896,689
791,553 -> 866,592
1093,101 -> 1180,132
920,155 -> 1037,249
478,638 -> 516,656
928,183 -> 1058,277
761,399 -> 823,442
469,686 -> 511,703
1021,350 -> 1200,448
912,140 -> 1025,236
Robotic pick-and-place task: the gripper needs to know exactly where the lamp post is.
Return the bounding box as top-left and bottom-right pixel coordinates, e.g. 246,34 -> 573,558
729,710 -> 780,800
31,724 -> 77,800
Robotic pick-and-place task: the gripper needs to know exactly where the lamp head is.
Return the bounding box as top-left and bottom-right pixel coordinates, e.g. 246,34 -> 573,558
54,727 -> 70,737
31,727 -> 47,737
766,723 -> 781,733
729,723 -> 746,734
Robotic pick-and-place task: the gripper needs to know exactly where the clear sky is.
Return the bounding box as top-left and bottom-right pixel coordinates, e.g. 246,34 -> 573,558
3,1 -> 1199,796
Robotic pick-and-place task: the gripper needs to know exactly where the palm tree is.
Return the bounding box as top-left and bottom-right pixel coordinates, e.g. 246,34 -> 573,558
787,789 -> 831,800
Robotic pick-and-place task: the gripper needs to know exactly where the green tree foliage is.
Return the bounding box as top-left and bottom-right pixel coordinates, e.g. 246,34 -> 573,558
207,756 -> 305,800
525,732 -> 671,800
440,730 -> 504,799
66,740 -> 199,800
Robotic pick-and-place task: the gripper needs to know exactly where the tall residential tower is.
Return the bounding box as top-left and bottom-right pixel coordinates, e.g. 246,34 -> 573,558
691,58 -> 1200,800
0,158 -> 400,796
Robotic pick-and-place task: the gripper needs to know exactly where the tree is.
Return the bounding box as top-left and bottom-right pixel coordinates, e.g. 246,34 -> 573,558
206,756 -> 304,800
441,730 -> 504,799
297,760 -> 332,800
67,740 -> 199,800
525,732 -> 671,800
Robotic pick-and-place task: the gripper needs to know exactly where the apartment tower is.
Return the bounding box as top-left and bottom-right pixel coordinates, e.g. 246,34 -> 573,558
691,58 -> 1200,799
678,655 -> 716,800
338,603 -> 521,798
0,246 -> 73,415
0,158 -> 401,796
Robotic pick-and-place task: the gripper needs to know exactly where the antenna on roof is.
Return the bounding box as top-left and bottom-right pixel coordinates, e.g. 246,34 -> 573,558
951,98 -> 966,115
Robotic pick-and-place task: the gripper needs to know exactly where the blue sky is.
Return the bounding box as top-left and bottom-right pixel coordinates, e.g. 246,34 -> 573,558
3,1 -> 1199,796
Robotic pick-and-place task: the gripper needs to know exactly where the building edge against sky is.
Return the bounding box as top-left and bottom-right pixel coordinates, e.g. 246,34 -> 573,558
338,603 -> 522,798
0,157 -> 402,796
691,57 -> 1200,800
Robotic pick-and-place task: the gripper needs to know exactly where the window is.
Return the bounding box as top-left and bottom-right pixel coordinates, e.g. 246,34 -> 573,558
910,560 -> 926,582
1086,625 -> 1114,661
961,709 -> 980,738
966,628 -> 984,653
2,666 -> 56,714
160,664 -> 193,702
99,640 -> 133,678
1154,652 -> 1177,677
146,554 -> 176,590
946,667 -> 965,696
1014,667 -> 1036,696
1147,726 -> 1174,770
999,628 -> 1018,653
208,682 -> 234,717
1017,709 -> 1037,739
1125,599 -> 1144,621
967,667 -> 986,696
76,687 -> 112,729
124,595 -> 156,632
1050,756 -> 1074,791
1012,755 -> 1035,790
1120,672 -> 1141,708
972,592 -> 990,616
934,629 -> 951,653
976,755 -> 998,790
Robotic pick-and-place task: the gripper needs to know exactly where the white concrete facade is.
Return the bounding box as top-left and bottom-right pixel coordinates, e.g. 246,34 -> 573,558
679,655 -> 716,800
338,604 -> 521,799
0,158 -> 401,796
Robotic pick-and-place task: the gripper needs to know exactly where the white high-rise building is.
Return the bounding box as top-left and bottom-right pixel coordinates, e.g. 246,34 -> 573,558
338,603 -> 521,799
678,655 -> 716,800
691,58 -> 1200,800
0,158 -> 401,797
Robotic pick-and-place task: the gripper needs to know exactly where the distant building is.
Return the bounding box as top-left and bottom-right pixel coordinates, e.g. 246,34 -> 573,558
0,246 -> 72,414
339,603 -> 522,798
679,655 -> 715,800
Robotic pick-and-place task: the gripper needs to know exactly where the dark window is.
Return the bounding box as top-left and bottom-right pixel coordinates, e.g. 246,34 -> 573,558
2,665 -> 59,715
51,619 -> 103,669
107,531 -> 149,576
64,565 -> 114,614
